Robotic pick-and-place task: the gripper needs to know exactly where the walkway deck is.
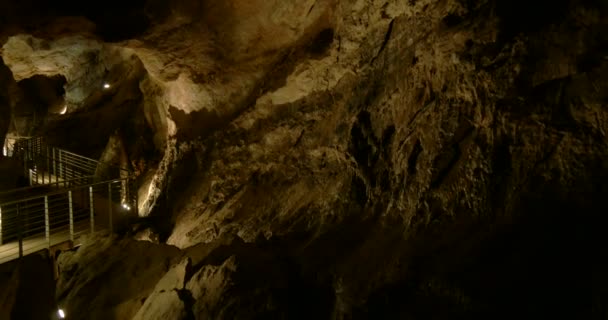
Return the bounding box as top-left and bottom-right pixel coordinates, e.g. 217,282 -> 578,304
0,220 -> 90,264
0,137 -> 136,265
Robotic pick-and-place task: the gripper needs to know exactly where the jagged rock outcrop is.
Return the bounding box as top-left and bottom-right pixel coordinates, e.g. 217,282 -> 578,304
1,0 -> 607,319
55,233 -> 182,320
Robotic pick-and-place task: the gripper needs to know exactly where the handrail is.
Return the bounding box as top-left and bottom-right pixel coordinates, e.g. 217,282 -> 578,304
51,143 -> 131,175
9,137 -> 132,186
0,136 -> 139,264
0,176 -> 95,196
53,148 -> 96,161
0,178 -> 127,206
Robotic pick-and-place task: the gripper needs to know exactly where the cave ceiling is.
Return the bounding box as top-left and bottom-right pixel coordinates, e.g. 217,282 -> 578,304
0,0 -> 607,318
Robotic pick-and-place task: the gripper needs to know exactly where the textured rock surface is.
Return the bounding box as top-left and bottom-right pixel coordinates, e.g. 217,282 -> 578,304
1,0 -> 607,319
55,233 -> 182,320
131,258 -> 190,320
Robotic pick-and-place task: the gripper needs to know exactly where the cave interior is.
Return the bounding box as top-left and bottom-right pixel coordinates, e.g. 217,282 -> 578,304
0,0 -> 606,319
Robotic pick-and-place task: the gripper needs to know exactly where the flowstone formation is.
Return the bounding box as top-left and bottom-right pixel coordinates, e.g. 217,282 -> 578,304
0,0 -> 606,319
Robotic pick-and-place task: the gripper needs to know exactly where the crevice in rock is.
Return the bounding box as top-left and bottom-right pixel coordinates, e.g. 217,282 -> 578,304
407,140 -> 423,176
308,28 -> 334,58
174,288 -> 195,320
371,19 -> 395,64
149,150 -> 199,242
442,13 -> 464,27
381,125 -> 395,154
169,106 -> 224,142
349,111 -> 375,168
430,145 -> 461,188
351,175 -> 369,206
489,136 -> 513,217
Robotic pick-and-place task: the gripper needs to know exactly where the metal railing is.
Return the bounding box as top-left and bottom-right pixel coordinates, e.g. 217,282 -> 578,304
0,176 -> 95,199
0,137 -> 138,264
10,137 -> 123,187
0,177 -> 136,264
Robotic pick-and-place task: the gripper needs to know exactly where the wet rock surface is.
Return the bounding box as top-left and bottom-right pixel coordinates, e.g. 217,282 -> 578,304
1,0 -> 607,319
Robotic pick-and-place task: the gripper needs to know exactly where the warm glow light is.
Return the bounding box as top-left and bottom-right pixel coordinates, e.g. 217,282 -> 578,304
2,138 -> 12,156
58,309 -> 66,319
103,83 -> 111,89
60,105 -> 67,115
140,180 -> 158,215
122,203 -> 131,211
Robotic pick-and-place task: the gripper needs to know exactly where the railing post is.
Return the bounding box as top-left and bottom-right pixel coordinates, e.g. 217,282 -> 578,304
46,147 -> 50,184
23,150 -> 27,180
17,204 -> 22,258
108,182 -> 113,233
31,142 -> 35,185
127,175 -> 138,217
53,148 -> 57,185
121,178 -> 127,206
134,178 -> 139,217
68,191 -> 74,242
0,206 -> 3,246
45,196 -> 50,248
89,186 -> 95,233
58,151 -> 63,187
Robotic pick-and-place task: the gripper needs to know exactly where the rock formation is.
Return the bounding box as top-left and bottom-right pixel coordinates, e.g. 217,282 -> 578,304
0,0 -> 606,318
0,58 -> 13,146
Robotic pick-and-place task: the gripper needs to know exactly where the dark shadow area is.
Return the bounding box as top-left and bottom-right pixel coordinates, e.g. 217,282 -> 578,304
188,236 -> 336,319
360,173 -> 603,319
493,0 -> 608,42
495,0 -> 571,39
147,150 -> 199,243
42,99 -> 136,159
11,75 -> 67,137
0,252 -> 57,320
307,28 -> 334,58
40,55 -> 146,159
18,75 -> 66,109
0,0 -> 151,42
54,238 -> 182,320
0,58 -> 13,146
169,106 -> 224,142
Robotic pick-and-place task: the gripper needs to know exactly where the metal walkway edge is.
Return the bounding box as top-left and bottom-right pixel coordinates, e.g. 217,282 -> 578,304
0,137 -> 137,264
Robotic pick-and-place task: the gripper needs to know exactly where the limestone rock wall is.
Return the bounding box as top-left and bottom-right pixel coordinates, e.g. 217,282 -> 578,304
0,0 -> 607,319
55,233 -> 182,320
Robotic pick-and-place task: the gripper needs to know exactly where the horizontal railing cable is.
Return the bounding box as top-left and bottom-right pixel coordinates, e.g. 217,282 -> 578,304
0,137 -> 138,264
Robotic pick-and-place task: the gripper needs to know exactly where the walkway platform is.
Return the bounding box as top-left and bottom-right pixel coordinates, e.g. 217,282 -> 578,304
0,137 -> 137,264
0,220 -> 90,264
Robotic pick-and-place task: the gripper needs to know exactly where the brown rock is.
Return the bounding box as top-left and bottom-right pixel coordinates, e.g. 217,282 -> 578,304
0,0 -> 606,318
